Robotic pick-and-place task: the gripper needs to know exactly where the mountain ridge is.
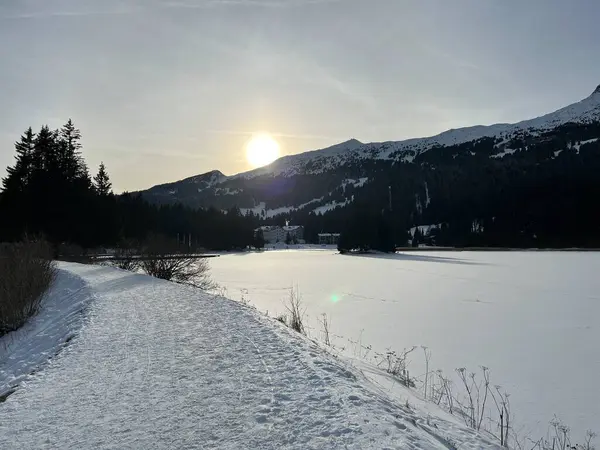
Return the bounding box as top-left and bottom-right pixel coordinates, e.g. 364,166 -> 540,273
137,84 -> 600,247
147,85 -> 600,187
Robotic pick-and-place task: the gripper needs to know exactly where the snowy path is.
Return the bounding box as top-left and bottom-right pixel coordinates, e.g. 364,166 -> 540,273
0,264 -> 499,449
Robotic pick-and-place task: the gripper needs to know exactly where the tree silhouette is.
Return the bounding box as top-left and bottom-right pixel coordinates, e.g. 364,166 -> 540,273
2,127 -> 35,192
94,162 -> 112,196
253,229 -> 265,249
57,119 -> 86,182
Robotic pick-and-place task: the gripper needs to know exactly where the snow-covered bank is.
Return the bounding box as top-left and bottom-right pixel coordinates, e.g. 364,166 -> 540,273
0,268 -> 92,399
0,264 -> 499,449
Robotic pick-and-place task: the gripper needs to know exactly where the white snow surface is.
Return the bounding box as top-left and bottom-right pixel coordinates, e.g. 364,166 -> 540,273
409,224 -> 442,237
313,198 -> 351,215
240,193 -> 352,218
490,148 -> 518,159
0,263 -> 499,449
572,137 -> 599,154
239,202 -> 297,218
211,250 -> 600,440
342,177 -> 369,188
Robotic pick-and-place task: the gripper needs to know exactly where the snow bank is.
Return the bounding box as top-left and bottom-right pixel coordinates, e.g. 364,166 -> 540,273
0,264 -> 499,449
0,268 -> 92,399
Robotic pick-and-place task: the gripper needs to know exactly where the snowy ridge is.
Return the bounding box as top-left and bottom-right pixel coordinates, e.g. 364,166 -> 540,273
229,139 -> 365,180
150,169 -> 228,195
141,85 -> 600,209
225,86 -> 600,180
0,264 -> 500,449
189,169 -> 227,186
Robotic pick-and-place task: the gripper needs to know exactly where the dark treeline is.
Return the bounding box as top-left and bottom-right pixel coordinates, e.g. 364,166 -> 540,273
0,121 -> 258,251
4,119 -> 599,253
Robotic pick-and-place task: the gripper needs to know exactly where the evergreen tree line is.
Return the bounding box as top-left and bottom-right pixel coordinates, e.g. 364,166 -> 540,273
0,122 -> 258,251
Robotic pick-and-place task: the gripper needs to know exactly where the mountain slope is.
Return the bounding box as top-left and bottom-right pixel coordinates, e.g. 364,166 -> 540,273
138,85 -> 600,247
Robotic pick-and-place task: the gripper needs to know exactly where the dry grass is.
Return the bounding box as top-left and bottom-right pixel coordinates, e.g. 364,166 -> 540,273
0,240 -> 57,336
284,287 -> 306,335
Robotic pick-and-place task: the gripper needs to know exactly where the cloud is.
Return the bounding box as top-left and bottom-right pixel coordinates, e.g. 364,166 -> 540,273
0,0 -> 343,20
160,0 -> 344,9
100,145 -> 209,160
0,8 -> 141,20
204,129 -> 347,141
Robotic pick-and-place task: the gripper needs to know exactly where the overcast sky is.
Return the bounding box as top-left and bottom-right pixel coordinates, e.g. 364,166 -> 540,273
1,0 -> 599,192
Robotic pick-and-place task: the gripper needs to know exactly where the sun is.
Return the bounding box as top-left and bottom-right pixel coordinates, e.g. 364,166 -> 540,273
246,133 -> 280,168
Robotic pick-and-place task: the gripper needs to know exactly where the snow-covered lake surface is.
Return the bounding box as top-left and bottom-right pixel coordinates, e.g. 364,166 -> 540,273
210,250 -> 600,440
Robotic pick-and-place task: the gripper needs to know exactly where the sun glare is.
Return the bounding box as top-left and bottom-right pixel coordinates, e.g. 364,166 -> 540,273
246,133 -> 280,168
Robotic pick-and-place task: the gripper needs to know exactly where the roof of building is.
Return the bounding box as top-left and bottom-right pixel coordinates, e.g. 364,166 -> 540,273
255,226 -> 281,232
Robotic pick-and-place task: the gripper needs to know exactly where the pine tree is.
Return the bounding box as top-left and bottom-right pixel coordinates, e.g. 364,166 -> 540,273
94,162 -> 112,196
2,127 -> 36,192
253,229 -> 265,249
32,125 -> 57,172
57,119 -> 88,182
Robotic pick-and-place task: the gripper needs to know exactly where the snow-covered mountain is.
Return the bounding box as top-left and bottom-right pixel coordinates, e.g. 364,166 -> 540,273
141,169 -> 227,205
226,84 -> 600,180
139,85 -> 600,221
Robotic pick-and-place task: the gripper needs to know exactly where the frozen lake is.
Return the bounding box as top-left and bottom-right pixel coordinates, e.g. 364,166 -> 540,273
210,250 -> 599,440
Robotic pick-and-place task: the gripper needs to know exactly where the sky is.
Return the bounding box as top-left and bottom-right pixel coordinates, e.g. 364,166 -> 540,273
1,0 -> 600,192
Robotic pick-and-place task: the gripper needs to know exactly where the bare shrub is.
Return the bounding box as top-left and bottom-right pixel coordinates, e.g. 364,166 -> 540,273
377,346 -> 416,387
488,382 -> 511,447
0,240 -> 57,336
527,418 -> 596,450
422,346 -> 431,399
112,240 -> 140,271
283,287 -> 305,335
319,313 -> 332,346
139,234 -> 215,290
433,370 -> 455,414
454,366 -> 491,432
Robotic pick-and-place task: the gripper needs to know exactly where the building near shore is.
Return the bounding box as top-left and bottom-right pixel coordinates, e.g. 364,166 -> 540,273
318,233 -> 340,245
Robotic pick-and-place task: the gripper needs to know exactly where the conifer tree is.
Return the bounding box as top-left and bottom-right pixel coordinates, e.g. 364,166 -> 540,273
32,125 -> 57,172
94,162 -> 112,196
2,127 -> 36,192
57,119 -> 88,182
253,229 -> 265,249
